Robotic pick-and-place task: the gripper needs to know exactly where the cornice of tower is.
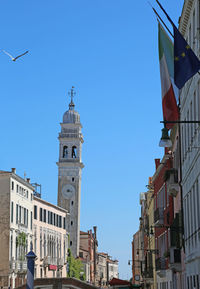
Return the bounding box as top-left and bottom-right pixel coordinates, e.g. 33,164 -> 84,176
56,161 -> 84,169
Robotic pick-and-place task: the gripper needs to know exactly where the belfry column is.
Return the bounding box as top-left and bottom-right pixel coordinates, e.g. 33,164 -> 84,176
57,87 -> 84,257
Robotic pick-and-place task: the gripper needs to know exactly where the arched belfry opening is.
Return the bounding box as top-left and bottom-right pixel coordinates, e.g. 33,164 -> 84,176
63,146 -> 68,158
72,146 -> 77,159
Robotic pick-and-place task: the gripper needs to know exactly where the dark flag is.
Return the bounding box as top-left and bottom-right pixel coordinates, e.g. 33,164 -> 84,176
156,0 -> 200,89
173,25 -> 200,89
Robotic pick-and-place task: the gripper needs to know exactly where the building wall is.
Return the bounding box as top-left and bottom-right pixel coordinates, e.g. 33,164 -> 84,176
146,189 -> 157,289
107,261 -> 118,281
97,253 -> 107,287
0,173 -> 11,288
0,170 -> 34,289
132,231 -> 141,285
179,0 -> 200,286
33,196 -> 69,279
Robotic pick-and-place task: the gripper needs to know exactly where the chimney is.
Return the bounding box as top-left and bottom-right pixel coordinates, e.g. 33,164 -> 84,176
93,226 -> 97,239
11,168 -> 16,174
155,159 -> 160,170
27,178 -> 30,183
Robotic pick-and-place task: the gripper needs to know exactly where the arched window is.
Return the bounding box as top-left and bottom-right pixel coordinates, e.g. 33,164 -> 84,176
72,146 -> 77,158
10,235 -> 13,260
63,146 -> 68,158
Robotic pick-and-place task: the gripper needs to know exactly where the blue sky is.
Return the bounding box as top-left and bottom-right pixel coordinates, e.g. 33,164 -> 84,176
0,0 -> 183,279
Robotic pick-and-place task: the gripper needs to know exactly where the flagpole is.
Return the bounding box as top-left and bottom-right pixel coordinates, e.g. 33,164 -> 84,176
152,7 -> 174,38
156,0 -> 175,26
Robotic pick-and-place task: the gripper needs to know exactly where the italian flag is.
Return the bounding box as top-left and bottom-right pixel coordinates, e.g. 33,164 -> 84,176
158,23 -> 179,129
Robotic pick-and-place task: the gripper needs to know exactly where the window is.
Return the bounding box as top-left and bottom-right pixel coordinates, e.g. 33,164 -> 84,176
72,146 -> 77,158
50,212 -> 53,224
11,202 -> 14,223
48,211 -> 50,224
10,235 -> 13,259
63,146 -> 68,158
17,185 -> 19,193
40,234 -> 42,258
11,181 -> 14,190
72,177 -> 75,182
71,201 -> 74,206
40,208 -> 43,222
59,216 -> 62,228
31,212 -> 33,230
193,275 -> 196,288
26,190 -> 29,199
24,208 -> 26,225
44,209 -> 46,223
71,221 -> 73,226
27,210 -> 29,227
19,206 -> 22,223
16,204 -> 18,224
70,241 -> 72,246
79,252 -> 83,258
56,214 -> 59,227
63,217 -> 66,229
53,213 -> 56,226
31,193 -> 33,201
34,205 -> 37,220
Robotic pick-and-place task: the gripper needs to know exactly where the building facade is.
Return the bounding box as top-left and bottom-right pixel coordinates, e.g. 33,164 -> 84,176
57,88 -> 84,257
179,0 -> 200,287
0,169 -> 34,289
107,258 -> 118,283
33,196 -> 69,279
79,227 -> 98,285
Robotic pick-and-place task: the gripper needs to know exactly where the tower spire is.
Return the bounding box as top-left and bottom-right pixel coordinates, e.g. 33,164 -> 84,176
68,86 -> 76,110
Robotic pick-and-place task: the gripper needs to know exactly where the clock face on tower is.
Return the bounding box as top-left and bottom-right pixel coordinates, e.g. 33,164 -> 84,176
62,184 -> 75,199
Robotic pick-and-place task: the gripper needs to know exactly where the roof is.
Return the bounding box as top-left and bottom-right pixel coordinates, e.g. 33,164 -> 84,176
34,196 -> 69,214
0,170 -> 10,173
80,231 -> 88,235
109,278 -> 141,288
109,278 -> 131,286
0,169 -> 35,190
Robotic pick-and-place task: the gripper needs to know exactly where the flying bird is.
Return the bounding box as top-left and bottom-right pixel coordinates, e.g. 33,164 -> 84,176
2,50 -> 29,61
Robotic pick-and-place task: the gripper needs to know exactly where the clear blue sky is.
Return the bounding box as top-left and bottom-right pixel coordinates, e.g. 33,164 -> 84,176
0,0 -> 183,279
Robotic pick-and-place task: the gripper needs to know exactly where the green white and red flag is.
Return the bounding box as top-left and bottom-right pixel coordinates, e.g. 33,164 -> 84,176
158,22 -> 179,129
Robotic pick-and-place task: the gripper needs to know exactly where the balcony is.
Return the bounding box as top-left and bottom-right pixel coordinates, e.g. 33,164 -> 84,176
155,258 -> 166,277
43,256 -> 57,267
10,260 -> 27,273
165,169 -> 179,197
169,248 -> 181,272
143,269 -> 153,281
154,208 -> 164,225
17,261 -> 27,273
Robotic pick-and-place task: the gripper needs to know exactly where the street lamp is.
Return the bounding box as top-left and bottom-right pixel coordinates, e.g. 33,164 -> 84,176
159,126 -> 172,147
159,120 -> 200,148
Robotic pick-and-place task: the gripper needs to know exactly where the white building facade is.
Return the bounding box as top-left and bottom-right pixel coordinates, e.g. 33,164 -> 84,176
0,169 -> 34,289
179,0 -> 200,287
57,88 -> 84,257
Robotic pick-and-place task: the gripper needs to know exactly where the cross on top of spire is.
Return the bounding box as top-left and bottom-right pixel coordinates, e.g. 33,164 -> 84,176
68,86 -> 76,110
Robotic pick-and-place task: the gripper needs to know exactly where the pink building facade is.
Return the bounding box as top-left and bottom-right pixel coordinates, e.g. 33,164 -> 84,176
33,196 -> 69,278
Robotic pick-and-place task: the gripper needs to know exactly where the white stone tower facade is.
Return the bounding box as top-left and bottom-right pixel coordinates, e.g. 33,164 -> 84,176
57,87 -> 84,257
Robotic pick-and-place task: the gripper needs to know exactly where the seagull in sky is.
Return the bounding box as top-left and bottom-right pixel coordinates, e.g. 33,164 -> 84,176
2,50 -> 29,61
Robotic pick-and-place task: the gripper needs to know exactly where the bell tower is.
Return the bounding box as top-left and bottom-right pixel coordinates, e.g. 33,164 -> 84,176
57,87 -> 84,257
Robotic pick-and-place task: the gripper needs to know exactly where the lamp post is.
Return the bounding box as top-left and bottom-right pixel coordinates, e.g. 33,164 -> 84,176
26,243 -> 36,289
